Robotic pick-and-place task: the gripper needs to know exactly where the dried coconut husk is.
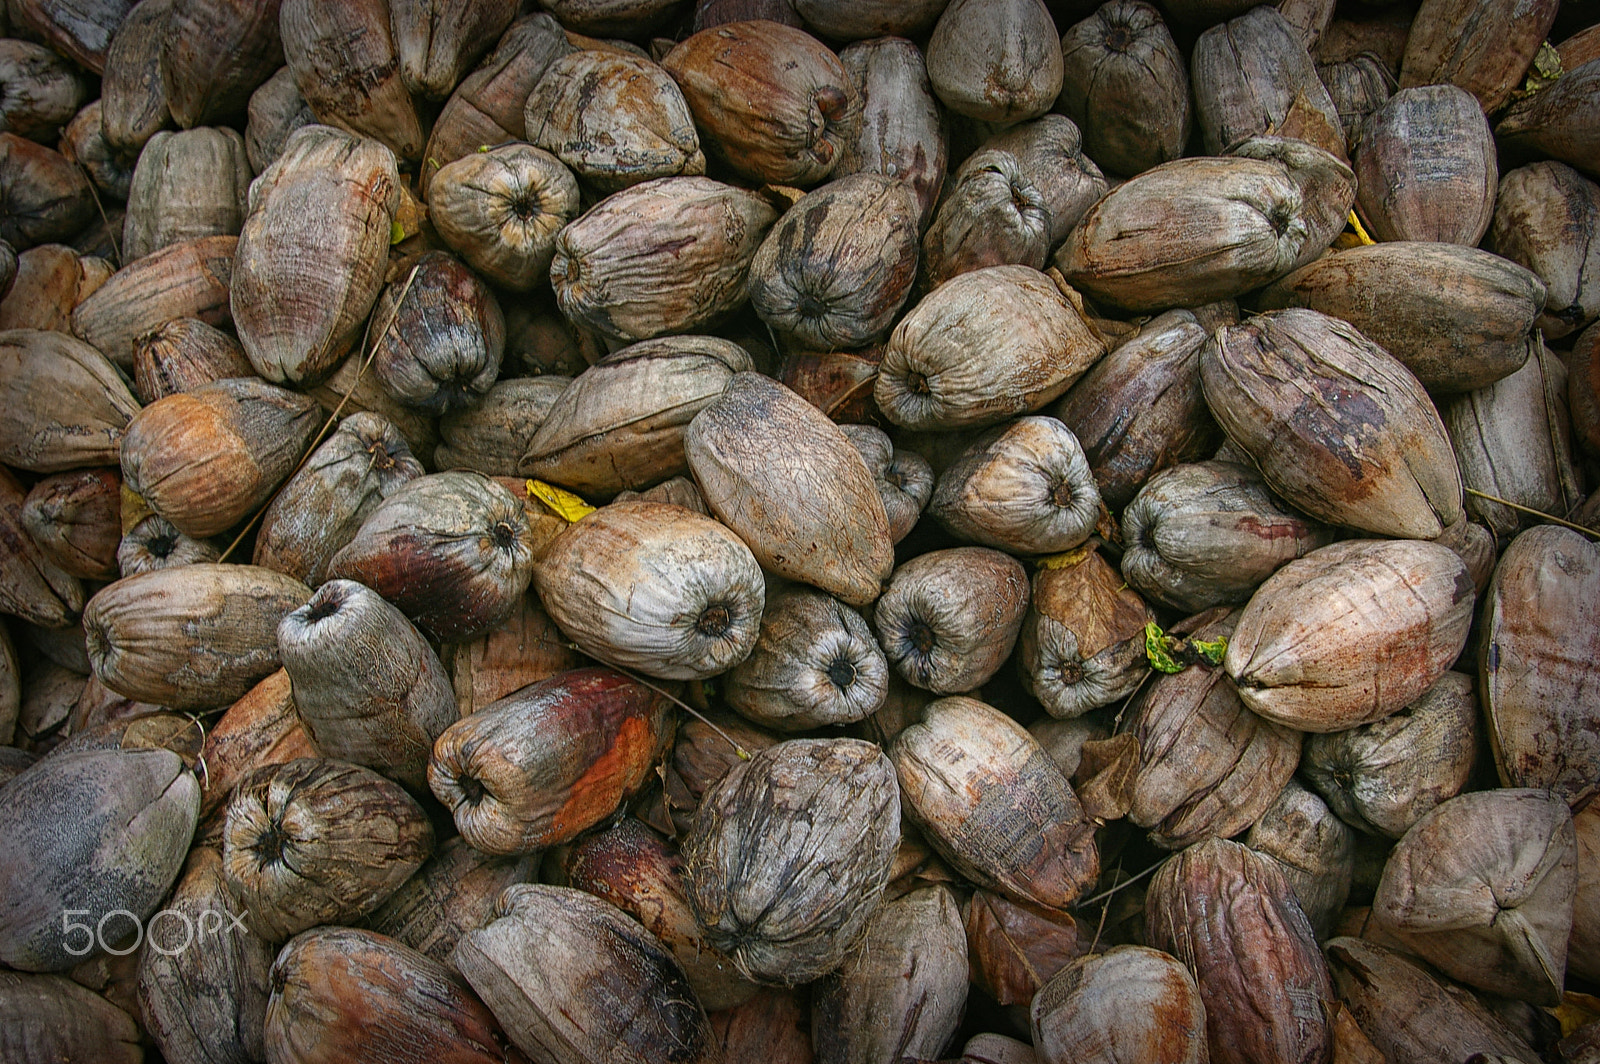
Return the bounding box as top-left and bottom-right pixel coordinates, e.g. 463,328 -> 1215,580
534,500 -> 764,679
892,696 -> 1098,909
967,115 -> 1108,248
1127,609 -> 1302,849
1246,779 -> 1356,937
1446,340 -> 1582,539
523,335 -> 749,496
195,669 -> 318,831
117,513 -> 219,576
60,102 -> 133,203
21,468 -> 120,580
1490,162 -> 1600,340
748,173 -> 919,349
688,372 -> 893,607
526,50 -> 703,194
877,265 -> 1105,431
0,134 -> 93,251
391,0 -> 515,100
1018,546 -> 1151,719
1191,5 -> 1345,159
1201,307 -> 1463,538
130,318 -> 252,403
724,587 -> 887,731
1373,788 -> 1576,1006
1570,803 -> 1600,984
1056,138 -> 1353,312
280,0 -> 423,161
100,0 -> 172,156
1146,837 -> 1334,1064
419,14 -> 576,197
662,21 -> 854,187
0,244 -> 111,334
812,885 -> 967,1063
136,846 -> 273,1064
1479,525 -> 1600,809
120,377 -> 321,539
223,757 -> 433,943
876,547 -> 1028,694
791,0 -> 948,38
364,836 -> 535,973
369,250 -> 505,416
0,328 -> 138,474
1353,85 -> 1496,246
253,411 -> 423,586
1255,241 -> 1547,394
84,563 -> 310,710
123,127 -> 252,260
920,149 -> 1051,286
232,125 -> 398,386
565,818 -> 758,1012
1226,538 -> 1474,732
441,590 -> 582,716
454,883 -> 719,1064
1400,0 -> 1558,114
279,579 -> 455,789
435,376 -> 568,476
429,144 -> 580,294
838,425 -> 931,544
327,470 -> 537,643
263,926 -> 525,1064
244,65 -> 313,174
544,0 -> 683,36
0,972 -> 142,1063
1496,59 -> 1600,181
160,0 -> 285,129
965,888 -> 1084,1008
71,234 -> 237,368
1056,0 -> 1189,177
550,176 -> 777,342
1316,53 -> 1395,151
684,737 -> 901,986
834,37 -> 946,226
1049,309 -> 1219,510
1030,946 -> 1208,1064
1301,670 -> 1478,839
0,40 -> 87,143
1324,937 -> 1541,1064
926,0 -> 1062,126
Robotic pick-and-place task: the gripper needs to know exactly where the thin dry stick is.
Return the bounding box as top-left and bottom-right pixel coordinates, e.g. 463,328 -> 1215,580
1088,857 -> 1122,954
216,262 -> 422,563
1464,488 -> 1598,539
1075,855 -> 1167,911
74,162 -> 122,269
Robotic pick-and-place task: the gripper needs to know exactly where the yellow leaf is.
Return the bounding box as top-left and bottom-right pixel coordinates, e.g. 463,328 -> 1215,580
1346,211 -> 1375,246
1038,544 -> 1094,570
389,219 -> 405,245
526,479 -> 595,523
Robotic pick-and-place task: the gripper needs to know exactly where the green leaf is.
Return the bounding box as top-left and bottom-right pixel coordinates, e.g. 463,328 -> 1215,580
1145,622 -> 1187,674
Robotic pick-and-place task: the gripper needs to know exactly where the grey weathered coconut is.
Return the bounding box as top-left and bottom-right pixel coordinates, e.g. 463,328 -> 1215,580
926,0 -> 1062,125
1246,779 -> 1355,938
1201,307 -> 1463,539
834,37 -> 946,224
1255,241 -> 1547,393
430,144 -> 581,293
683,738 -> 901,986
522,336 -> 751,496
437,376 -> 570,476
231,125 -> 399,386
526,50 -> 703,193
369,250 -> 506,417
392,0 -> 516,100
0,748 -> 197,972
1495,58 -> 1600,181
891,697 -> 1099,910
839,424 -> 933,544
123,127 -> 252,260
1301,670 -> 1477,839
454,883 -> 721,1064
534,501 -> 765,680
1354,85 -> 1497,245
0,328 -> 138,474
278,580 -> 457,791
877,265 -> 1105,430
876,547 -> 1029,694
1225,538 -> 1475,732
1019,546 -> 1152,719
280,0 -> 424,161
0,971 -> 143,1063
687,372 -> 893,608
930,416 -> 1102,556
1374,788 -> 1576,1006
1192,5 -> 1344,158
724,588 -> 888,731
747,173 -> 920,349
1121,459 -> 1333,613
1490,161 -> 1600,339
811,885 -> 968,1064
1030,946 -> 1208,1064
1479,525 -> 1600,810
